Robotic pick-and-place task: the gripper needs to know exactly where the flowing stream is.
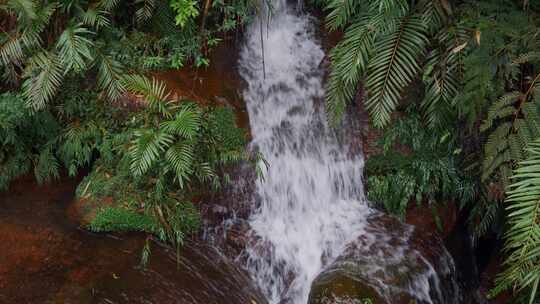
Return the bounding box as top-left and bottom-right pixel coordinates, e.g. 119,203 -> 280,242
239,1 -> 371,302
238,1 -> 459,304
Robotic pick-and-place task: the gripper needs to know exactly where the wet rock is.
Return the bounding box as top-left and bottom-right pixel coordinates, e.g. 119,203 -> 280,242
308,212 -> 460,304
68,196 -> 115,226
1,176 -> 268,304
201,162 -> 259,256
406,201 -> 458,239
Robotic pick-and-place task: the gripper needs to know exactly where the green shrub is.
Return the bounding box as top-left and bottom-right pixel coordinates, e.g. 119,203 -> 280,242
366,111 -> 475,220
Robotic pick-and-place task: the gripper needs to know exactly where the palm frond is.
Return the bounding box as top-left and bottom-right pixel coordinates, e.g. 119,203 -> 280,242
0,34 -> 26,66
421,24 -> 469,127
97,0 -> 120,12
160,105 -> 201,139
129,129 -> 174,176
512,51 -> 540,66
324,0 -> 363,31
325,7 -> 405,125
0,1 -> 57,67
165,141 -> 194,188
122,74 -> 173,118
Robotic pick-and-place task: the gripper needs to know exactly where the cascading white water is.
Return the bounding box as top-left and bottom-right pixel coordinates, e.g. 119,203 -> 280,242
237,1 -> 459,304
239,1 -> 371,303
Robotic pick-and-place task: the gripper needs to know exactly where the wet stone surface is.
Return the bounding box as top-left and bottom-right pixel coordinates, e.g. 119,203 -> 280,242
308,212 -> 461,304
0,176 -> 266,304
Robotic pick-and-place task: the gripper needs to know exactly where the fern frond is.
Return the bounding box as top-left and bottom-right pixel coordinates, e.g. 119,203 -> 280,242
481,74 -> 540,186
483,122 -> 512,181
22,51 -> 64,110
365,15 -> 428,127
96,53 -> 125,101
492,138 -> 540,301
80,8 -> 110,30
135,0 -> 156,24
481,91 -> 522,132
58,122 -> 101,176
56,23 -> 94,73
34,144 -> 60,184
324,0 -> 363,31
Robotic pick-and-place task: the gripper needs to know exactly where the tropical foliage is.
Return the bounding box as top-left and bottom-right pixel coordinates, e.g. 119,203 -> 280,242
321,0 -> 540,301
75,75 -> 250,247
320,0 -> 463,128
491,139 -> 540,303
0,0 -> 254,250
366,111 -> 474,220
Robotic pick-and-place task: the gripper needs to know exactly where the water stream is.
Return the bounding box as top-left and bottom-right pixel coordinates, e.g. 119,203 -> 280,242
238,1 -> 459,304
239,1 -> 371,302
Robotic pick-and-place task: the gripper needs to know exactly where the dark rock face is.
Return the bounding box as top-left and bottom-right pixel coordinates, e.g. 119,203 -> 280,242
200,162 -> 260,258
406,201 -> 458,239
308,212 -> 460,304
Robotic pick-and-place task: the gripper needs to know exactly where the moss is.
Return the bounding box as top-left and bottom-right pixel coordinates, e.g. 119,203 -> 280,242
78,164 -> 202,245
88,207 -> 158,233
208,106 -> 247,151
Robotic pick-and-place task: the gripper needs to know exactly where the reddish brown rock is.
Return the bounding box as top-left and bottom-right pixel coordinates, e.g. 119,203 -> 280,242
406,201 -> 458,239
0,176 -> 267,304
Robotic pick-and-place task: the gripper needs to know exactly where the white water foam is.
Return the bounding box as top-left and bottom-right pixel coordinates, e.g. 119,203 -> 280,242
239,2 -> 370,303
237,1 -> 459,304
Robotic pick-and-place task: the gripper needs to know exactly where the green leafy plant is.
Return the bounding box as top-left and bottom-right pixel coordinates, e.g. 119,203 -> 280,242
481,80 -> 540,190
0,0 -> 130,109
73,75 -> 251,248
170,0 -> 199,27
456,1 -> 540,238
366,111 -> 474,219
491,138 -> 540,303
0,92 -> 60,189
322,0 -> 462,127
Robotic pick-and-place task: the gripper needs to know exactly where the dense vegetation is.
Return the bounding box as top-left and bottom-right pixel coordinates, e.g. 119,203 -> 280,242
318,0 -> 540,302
0,0 -> 257,250
3,0 -> 540,302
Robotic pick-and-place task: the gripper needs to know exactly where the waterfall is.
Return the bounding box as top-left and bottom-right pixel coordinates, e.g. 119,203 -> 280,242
239,1 -> 370,303
237,1 -> 459,304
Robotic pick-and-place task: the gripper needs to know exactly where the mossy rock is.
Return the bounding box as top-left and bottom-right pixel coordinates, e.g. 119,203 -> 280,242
308,212 -> 460,304
309,271 -> 386,304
